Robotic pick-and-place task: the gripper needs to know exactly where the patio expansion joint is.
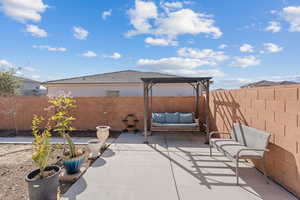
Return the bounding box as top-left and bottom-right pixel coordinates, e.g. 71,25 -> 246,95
164,135 -> 182,200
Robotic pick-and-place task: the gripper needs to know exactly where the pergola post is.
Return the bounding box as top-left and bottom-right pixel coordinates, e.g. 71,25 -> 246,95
143,83 -> 149,143
195,82 -> 200,119
205,80 -> 210,144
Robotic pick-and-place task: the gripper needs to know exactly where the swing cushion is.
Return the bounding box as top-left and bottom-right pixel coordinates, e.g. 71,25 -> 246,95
165,112 -> 180,123
152,113 -> 166,123
179,113 -> 194,123
151,112 -> 199,131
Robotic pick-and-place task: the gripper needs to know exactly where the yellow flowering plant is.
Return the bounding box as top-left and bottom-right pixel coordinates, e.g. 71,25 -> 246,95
31,115 -> 53,178
49,95 -> 76,138
48,95 -> 84,158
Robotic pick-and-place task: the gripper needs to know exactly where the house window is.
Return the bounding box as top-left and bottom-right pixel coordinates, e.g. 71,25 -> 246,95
106,90 -> 120,97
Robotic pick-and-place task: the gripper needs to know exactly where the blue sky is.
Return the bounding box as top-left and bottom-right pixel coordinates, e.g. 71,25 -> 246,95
0,0 -> 300,88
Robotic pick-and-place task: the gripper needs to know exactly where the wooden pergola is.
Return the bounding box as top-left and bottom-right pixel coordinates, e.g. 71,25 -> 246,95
141,77 -> 212,143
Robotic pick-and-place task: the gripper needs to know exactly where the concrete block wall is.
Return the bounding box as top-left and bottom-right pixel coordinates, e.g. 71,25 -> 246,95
0,96 -> 205,132
209,85 -> 300,197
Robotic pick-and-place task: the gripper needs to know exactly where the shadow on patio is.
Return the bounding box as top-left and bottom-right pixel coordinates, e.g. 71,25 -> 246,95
61,132 -> 297,200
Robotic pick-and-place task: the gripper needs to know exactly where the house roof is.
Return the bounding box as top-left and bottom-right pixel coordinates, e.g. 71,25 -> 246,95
43,70 -> 177,85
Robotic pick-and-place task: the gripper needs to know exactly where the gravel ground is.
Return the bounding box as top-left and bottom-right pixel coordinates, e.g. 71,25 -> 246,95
0,144 -> 88,200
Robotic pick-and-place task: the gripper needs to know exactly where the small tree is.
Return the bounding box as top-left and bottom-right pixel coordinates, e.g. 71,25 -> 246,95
0,70 -> 21,134
0,70 -> 20,96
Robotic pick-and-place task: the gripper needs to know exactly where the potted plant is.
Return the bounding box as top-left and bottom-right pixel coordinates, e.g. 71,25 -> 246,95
49,95 -> 86,174
25,116 -> 60,200
62,134 -> 86,174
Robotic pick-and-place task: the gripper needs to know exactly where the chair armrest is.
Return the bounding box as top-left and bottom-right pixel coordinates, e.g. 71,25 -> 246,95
237,148 -> 269,158
209,131 -> 231,145
209,131 -> 231,139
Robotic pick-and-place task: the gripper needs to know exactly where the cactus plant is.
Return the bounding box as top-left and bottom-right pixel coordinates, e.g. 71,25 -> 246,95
62,133 -> 85,174
65,133 -> 76,158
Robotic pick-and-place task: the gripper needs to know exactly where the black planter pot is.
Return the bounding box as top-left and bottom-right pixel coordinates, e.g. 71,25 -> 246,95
25,165 -> 61,200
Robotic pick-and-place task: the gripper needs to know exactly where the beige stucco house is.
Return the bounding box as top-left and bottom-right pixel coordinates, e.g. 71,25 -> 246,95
17,77 -> 44,96
43,70 -> 196,97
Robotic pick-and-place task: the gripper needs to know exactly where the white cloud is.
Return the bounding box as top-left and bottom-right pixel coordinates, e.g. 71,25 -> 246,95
126,1 -> 222,40
103,52 -> 122,59
231,55 -> 261,68
155,9 -> 222,39
82,51 -> 122,59
127,0 -> 158,36
137,56 -> 225,77
82,51 -> 97,57
177,48 -> 228,63
263,43 -> 283,53
137,57 -> 213,70
31,74 -> 40,79
33,45 -> 67,52
282,6 -> 300,32
161,1 -> 184,13
23,66 -> 35,71
145,37 -> 177,46
73,26 -> 89,40
137,47 -> 227,77
240,44 -> 254,53
163,68 -> 225,77
0,0 -> 48,23
218,44 -> 227,49
163,2 -> 183,9
102,9 -> 112,20
0,59 -> 14,68
26,24 -> 47,37
265,21 -> 281,33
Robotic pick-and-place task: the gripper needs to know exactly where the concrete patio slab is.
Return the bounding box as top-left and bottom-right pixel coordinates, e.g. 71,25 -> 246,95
61,141 -> 178,200
165,132 -> 209,152
61,132 -> 297,200
0,136 -> 116,145
167,150 -> 294,200
110,132 -> 168,152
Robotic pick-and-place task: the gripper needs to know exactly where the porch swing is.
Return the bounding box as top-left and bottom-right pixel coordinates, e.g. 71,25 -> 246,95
141,77 -> 212,143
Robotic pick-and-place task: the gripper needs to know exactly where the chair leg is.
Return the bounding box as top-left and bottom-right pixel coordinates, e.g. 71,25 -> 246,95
236,157 -> 239,185
209,143 -> 212,157
262,157 -> 269,184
